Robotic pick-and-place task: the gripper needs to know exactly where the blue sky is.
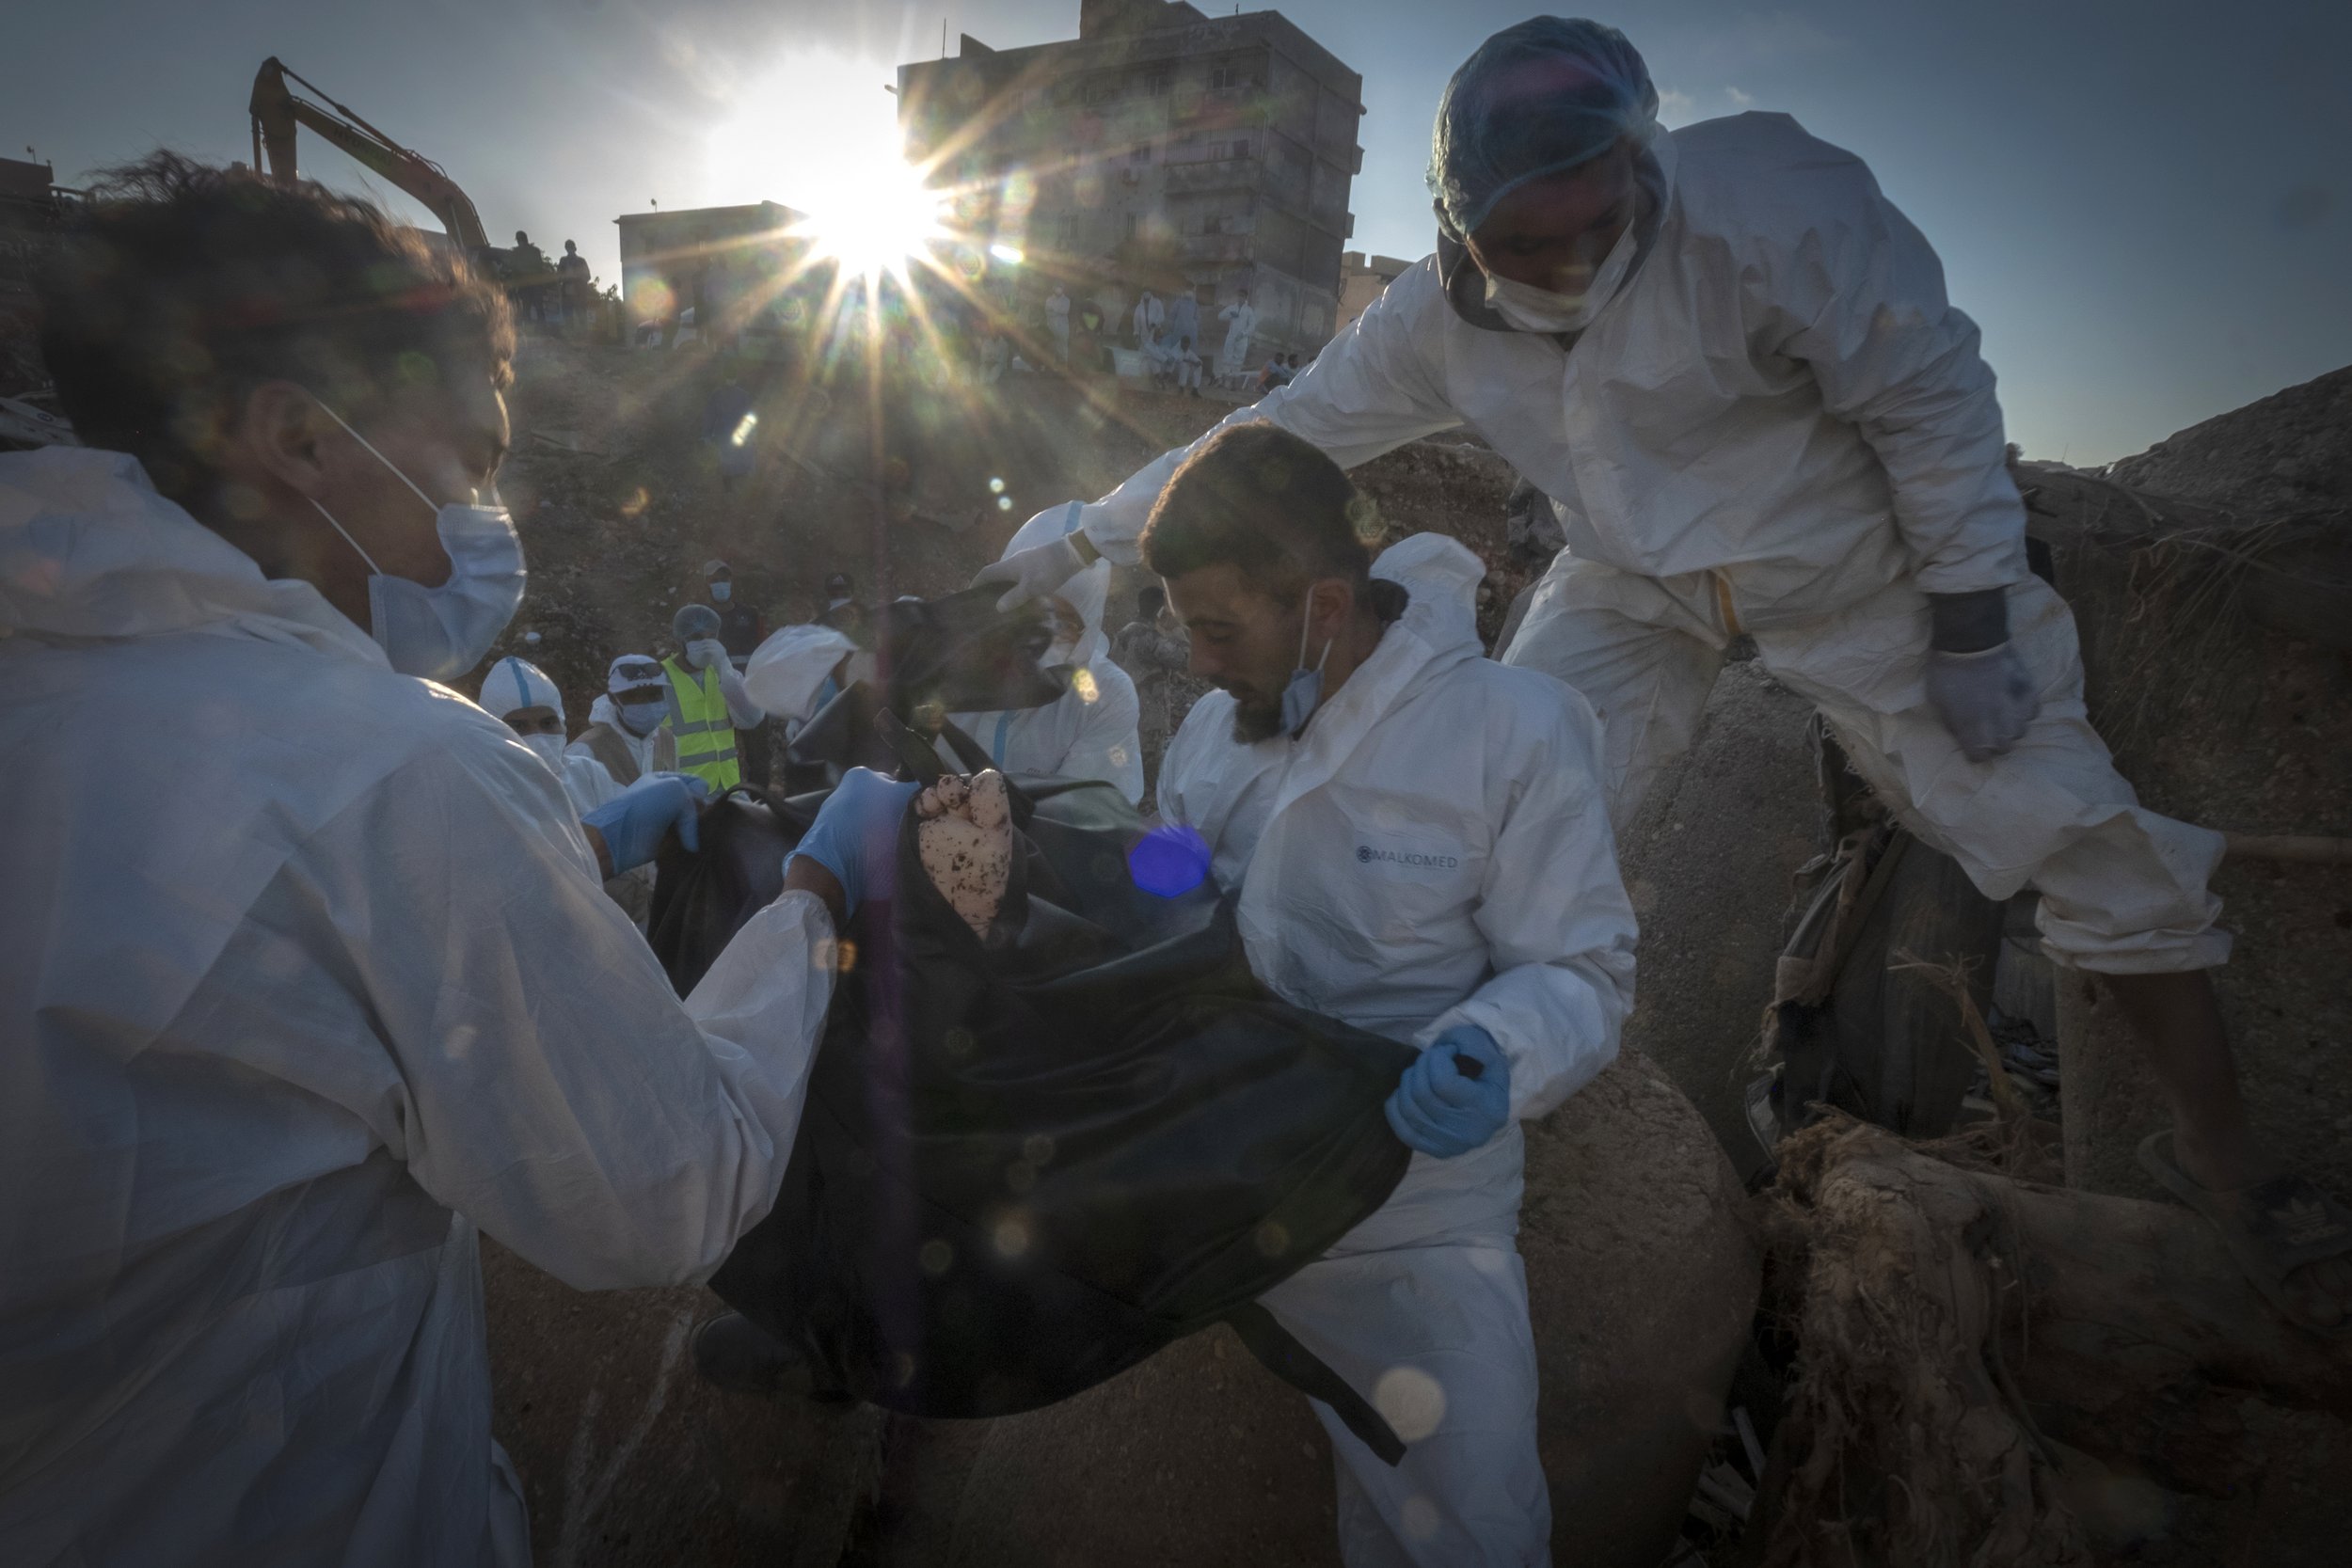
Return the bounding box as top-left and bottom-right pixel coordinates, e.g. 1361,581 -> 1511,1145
7,1 -> 2346,463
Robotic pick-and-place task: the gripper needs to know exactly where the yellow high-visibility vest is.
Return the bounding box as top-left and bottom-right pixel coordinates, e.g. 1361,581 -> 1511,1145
662,657 -> 739,792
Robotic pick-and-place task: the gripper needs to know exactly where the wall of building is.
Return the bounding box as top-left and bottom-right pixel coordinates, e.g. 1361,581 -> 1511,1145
897,1 -> 1360,362
612,202 -> 818,341
1336,250 -> 1414,334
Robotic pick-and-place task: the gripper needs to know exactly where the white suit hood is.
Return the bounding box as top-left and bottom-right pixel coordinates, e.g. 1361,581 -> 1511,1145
1371,531 -> 1485,659
0,446 -> 383,664
481,657 -> 564,721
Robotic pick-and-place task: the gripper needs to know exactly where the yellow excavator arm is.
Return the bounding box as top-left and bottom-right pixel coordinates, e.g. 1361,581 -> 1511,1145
248,56 -> 492,257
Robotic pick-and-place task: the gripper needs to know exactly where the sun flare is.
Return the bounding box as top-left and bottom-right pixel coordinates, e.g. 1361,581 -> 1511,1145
704,48 -> 950,285
801,156 -> 950,284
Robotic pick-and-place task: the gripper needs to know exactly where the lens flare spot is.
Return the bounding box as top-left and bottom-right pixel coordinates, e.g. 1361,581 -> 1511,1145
993,1214 -> 1031,1259
1070,668 -> 1100,704
988,476 -> 1007,494
1375,1368 -> 1448,1444
989,243 -> 1025,265
1128,823 -> 1212,898
919,1239 -> 954,1275
996,496 -> 1013,512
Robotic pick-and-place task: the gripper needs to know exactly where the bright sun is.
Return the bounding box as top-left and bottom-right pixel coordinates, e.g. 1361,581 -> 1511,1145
704,48 -> 948,284
803,156 -> 949,282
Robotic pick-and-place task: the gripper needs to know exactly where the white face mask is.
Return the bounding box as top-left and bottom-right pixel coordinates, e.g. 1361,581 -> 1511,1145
1483,215 -> 1642,335
308,400 -> 526,680
520,732 -> 567,768
616,698 -> 666,736
709,581 -> 731,603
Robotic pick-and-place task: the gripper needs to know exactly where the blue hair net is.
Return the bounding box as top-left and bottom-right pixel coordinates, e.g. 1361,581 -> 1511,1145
672,603 -> 722,642
1427,17 -> 1658,236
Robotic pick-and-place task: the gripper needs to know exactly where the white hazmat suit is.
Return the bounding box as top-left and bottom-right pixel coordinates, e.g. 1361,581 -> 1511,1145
742,509 -> 1145,803
0,448 -> 836,1566
478,654 -> 628,818
1157,534 -> 1637,1565
1216,297 -> 1257,380
948,505 -> 1142,801
1034,111 -> 2225,974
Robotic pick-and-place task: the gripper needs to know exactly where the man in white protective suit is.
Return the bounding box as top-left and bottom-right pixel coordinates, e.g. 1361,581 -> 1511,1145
977,16 -> 2352,1333
478,654 -> 627,816
1215,287 -> 1257,384
1143,424 -> 1637,1565
745,504 -> 1145,803
0,154 -> 912,1566
478,654 -> 678,929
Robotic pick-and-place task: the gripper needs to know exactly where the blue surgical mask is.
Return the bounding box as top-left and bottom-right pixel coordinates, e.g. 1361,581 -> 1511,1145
616,698 -> 665,736
1279,586 -> 1334,737
308,399 -> 526,681
709,581 -> 731,603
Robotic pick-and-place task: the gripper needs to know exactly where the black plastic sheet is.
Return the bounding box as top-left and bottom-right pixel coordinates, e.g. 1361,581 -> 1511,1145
652,772 -> 1414,1448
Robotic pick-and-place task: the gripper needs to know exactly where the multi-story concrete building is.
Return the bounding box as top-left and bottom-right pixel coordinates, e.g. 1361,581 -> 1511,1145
897,0 -> 1363,365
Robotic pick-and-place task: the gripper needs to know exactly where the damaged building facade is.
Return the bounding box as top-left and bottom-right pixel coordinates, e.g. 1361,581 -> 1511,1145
611,200 -> 824,353
896,0 -> 1362,363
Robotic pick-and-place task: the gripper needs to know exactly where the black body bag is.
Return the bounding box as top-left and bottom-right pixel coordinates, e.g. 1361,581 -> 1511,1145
647,757 -> 1417,1461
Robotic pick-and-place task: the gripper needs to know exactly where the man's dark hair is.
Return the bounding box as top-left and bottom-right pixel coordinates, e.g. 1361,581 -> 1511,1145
1136,583 -> 1167,614
1141,423 -> 1380,601
36,151 -> 513,511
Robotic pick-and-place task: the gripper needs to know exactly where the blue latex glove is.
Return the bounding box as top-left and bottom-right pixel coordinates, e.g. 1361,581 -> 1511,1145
787,768 -> 919,917
1385,1026 -> 1512,1158
1925,641 -> 2038,762
581,774 -> 704,876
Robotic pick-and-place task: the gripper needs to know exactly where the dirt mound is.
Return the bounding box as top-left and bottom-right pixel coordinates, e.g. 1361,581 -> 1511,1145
2103,364 -> 2351,515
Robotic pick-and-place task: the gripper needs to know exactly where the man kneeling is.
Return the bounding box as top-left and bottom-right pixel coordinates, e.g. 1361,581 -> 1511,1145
1145,425 -> 1638,1564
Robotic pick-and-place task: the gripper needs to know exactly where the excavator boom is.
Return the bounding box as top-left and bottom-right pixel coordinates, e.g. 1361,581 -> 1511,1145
248,56 -> 492,256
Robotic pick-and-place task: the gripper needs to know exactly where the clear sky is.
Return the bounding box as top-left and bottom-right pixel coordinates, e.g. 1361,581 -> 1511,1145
7,1 -> 2346,464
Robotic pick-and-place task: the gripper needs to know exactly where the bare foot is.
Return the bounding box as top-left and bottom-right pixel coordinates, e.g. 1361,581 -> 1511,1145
914,770 -> 1013,936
